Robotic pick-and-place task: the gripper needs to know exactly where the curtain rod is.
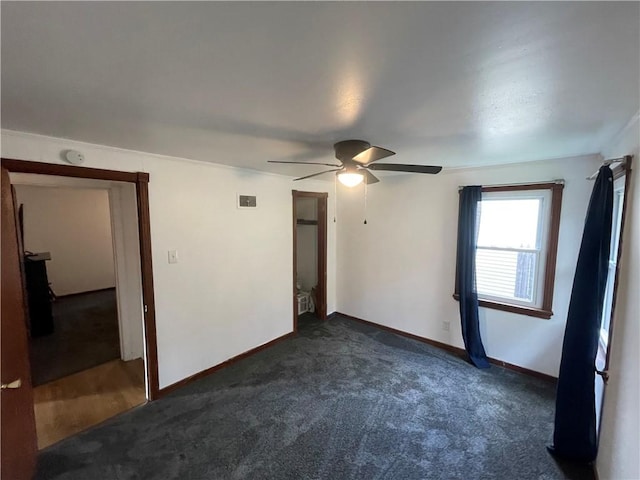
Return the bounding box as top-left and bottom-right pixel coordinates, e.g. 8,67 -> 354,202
601,156 -> 627,166
458,179 -> 564,191
587,155 -> 630,180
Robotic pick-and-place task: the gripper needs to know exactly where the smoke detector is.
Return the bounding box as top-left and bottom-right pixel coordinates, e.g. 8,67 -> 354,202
64,150 -> 85,165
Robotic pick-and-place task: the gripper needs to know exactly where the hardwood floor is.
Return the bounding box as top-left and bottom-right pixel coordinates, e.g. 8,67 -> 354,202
33,358 -> 146,449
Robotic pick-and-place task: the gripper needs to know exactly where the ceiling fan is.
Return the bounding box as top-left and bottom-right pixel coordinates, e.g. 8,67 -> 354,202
268,140 -> 442,187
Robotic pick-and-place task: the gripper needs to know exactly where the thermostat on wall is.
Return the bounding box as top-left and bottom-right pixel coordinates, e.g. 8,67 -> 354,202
237,194 -> 257,208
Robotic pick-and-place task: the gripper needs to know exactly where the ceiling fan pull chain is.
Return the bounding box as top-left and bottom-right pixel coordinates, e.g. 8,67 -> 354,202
334,175 -> 337,223
364,181 -> 368,225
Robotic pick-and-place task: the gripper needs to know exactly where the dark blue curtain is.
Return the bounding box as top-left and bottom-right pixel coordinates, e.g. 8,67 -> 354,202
456,186 -> 490,369
549,165 -> 613,462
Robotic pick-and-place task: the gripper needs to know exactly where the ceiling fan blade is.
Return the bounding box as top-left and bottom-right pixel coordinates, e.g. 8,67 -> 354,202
366,163 -> 443,174
362,169 -> 380,184
293,168 -> 343,181
352,146 -> 396,164
268,160 -> 341,167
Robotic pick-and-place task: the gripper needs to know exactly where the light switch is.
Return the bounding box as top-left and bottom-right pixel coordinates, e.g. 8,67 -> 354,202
168,250 -> 178,264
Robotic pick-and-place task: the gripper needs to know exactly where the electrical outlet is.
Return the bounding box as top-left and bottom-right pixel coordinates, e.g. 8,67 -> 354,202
168,250 -> 178,264
442,321 -> 450,332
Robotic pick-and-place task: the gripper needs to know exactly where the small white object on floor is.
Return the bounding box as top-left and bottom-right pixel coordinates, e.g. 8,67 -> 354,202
297,292 -> 311,315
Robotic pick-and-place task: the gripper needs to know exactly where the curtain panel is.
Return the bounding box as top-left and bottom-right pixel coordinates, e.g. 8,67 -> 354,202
549,165 -> 613,462
456,186 -> 490,369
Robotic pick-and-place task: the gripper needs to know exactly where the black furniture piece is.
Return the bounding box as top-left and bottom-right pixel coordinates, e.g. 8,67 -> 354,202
24,252 -> 54,337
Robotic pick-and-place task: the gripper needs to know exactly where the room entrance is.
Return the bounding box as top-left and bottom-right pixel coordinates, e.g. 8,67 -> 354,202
12,175 -> 147,449
292,190 -> 328,331
0,159 -> 159,479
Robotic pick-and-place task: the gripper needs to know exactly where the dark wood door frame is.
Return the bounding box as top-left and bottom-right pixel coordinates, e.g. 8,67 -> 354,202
292,190 -> 328,331
1,158 -> 160,400
1,167 -> 37,479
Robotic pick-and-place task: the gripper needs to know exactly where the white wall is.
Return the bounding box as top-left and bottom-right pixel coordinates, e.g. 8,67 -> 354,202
596,113 -> 640,480
14,185 -> 116,296
296,197 -> 318,292
337,154 -> 601,377
1,129 -> 337,389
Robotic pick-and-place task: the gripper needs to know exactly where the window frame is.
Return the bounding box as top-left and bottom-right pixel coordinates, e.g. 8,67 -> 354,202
454,182 -> 564,319
599,174 -> 626,349
475,190 -> 550,308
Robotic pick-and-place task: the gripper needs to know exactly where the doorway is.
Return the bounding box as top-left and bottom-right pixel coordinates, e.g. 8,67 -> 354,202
16,185 -> 123,384
292,190 -> 328,331
1,159 -> 159,476
12,178 -> 146,448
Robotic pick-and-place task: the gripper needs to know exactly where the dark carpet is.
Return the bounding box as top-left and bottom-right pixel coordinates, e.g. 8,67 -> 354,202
36,315 -> 593,480
30,289 -> 120,386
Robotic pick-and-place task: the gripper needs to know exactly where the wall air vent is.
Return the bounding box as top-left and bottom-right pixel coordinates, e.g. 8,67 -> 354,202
237,194 -> 257,208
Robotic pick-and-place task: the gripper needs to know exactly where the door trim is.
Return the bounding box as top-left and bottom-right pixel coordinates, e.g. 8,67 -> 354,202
292,190 -> 328,332
1,158 -> 160,400
1,167 -> 37,478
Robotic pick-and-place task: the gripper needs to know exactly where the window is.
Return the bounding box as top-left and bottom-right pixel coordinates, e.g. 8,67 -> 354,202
476,191 -> 549,307
599,176 -> 626,348
455,182 -> 564,319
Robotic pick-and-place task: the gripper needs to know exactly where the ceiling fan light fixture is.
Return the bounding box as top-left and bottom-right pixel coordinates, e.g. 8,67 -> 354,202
337,172 -> 364,187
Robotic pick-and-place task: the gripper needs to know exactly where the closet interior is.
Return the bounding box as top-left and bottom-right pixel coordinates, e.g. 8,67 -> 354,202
295,196 -> 319,324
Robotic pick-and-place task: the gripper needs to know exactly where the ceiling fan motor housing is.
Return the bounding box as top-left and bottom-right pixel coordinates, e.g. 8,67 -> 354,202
334,140 -> 370,163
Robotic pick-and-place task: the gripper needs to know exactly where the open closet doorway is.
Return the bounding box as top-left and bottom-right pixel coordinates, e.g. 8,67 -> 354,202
292,191 -> 328,331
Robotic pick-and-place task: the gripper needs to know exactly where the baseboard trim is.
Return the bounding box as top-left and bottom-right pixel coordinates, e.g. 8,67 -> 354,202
336,312 -> 557,383
56,287 -> 116,299
158,331 -> 296,397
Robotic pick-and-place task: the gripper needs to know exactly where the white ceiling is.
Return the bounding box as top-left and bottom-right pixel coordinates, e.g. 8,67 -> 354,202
2,2 -> 638,178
